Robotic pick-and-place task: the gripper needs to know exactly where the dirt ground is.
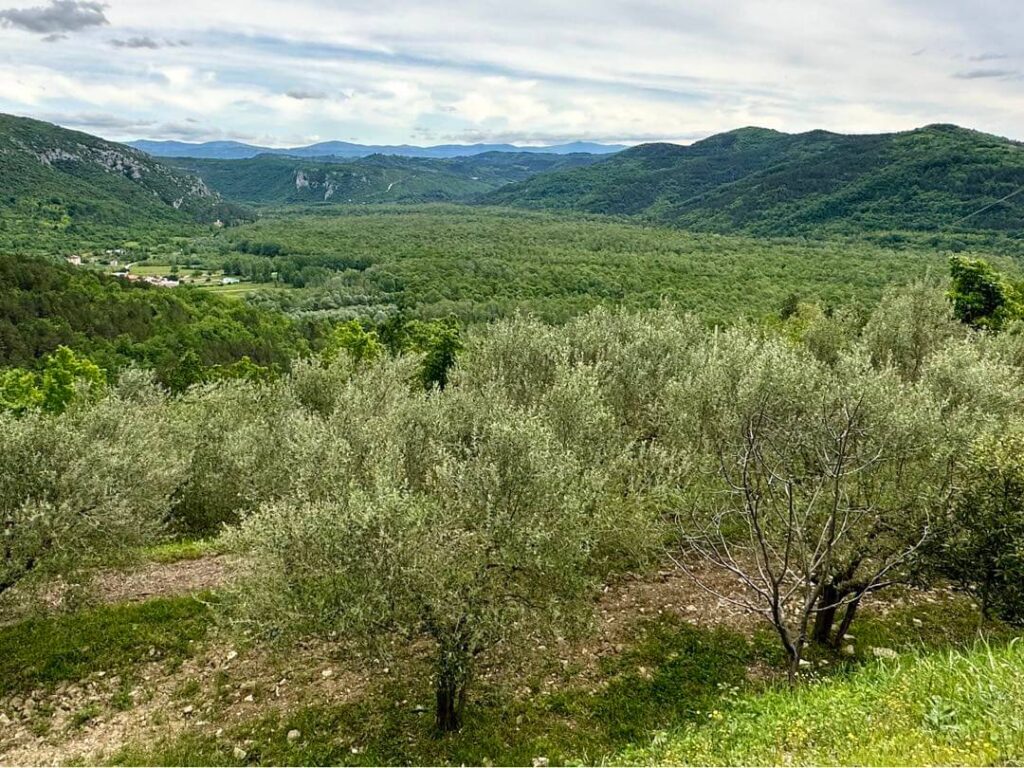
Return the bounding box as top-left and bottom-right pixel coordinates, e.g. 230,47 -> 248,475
0,554 -> 948,765
91,555 -> 233,604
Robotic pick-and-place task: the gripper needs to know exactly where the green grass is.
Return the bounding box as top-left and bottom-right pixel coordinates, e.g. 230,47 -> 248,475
0,594 -> 213,697
619,639 -> 1024,765
104,594 -> 1008,766
850,595 -> 1010,651
70,703 -> 103,729
144,538 -> 220,564
121,263 -> 177,277
109,617 -> 769,766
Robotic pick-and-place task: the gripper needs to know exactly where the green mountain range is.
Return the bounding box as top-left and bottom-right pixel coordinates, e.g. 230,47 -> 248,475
0,114 -> 248,249
3,115 -> 1023,244
482,124 -> 1024,236
130,138 -> 625,160
165,152 -> 605,205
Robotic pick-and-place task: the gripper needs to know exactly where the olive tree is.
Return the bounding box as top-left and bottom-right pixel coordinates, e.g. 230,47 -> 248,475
564,306 -> 704,443
168,378 -> 310,535
227,387 -> 636,732
669,330 -> 949,679
937,426 -> 1024,623
1,371 -> 184,601
861,280 -> 961,381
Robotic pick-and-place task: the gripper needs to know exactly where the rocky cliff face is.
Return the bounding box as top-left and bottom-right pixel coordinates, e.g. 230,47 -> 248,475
0,113 -> 229,224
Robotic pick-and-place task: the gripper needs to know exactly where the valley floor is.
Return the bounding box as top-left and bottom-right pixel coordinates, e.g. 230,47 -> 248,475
1,548 -> 1017,766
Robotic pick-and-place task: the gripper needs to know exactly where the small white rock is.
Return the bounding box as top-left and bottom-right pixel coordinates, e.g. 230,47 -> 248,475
182,705 -> 194,716
226,650 -> 239,662
871,646 -> 898,659
232,746 -> 247,761
533,758 -> 549,768
287,729 -> 301,743
321,669 -> 334,679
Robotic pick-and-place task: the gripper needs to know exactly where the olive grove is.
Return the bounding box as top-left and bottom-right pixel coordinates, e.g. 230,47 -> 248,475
4,275 -> 1024,730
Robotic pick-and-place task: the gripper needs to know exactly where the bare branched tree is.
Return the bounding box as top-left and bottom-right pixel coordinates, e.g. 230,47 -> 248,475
669,333 -> 950,679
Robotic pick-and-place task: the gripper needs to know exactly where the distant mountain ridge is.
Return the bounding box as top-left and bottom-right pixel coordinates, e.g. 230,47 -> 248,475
483,124 -> 1024,235
5,113 -> 1024,243
129,138 -> 627,160
166,151 -> 606,205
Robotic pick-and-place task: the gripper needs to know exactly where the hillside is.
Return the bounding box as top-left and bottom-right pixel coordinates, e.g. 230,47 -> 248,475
130,138 -> 626,160
483,125 -> 1024,236
166,152 -> 604,205
0,114 -> 249,252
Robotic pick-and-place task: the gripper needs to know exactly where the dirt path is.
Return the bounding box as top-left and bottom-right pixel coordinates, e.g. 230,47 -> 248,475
91,555 -> 233,604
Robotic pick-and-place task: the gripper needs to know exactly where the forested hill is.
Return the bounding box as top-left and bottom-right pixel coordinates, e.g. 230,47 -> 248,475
482,124 -> 1024,236
0,253 -> 307,386
0,113 -> 249,250
165,151 -> 605,205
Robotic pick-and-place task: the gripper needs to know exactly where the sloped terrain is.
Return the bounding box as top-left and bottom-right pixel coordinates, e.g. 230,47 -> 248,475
483,125 -> 1024,236
167,152 -> 605,205
0,113 -> 246,236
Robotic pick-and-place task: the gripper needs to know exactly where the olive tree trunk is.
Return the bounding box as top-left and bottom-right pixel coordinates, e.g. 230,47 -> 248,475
434,636 -> 472,733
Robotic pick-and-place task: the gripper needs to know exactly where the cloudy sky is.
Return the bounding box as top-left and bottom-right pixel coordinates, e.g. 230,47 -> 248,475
0,0 -> 1022,147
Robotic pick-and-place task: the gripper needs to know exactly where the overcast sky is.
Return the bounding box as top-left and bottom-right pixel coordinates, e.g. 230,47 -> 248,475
0,0 -> 1022,147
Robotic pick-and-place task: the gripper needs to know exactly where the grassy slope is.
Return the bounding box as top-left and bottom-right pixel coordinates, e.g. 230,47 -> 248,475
228,206 -> 960,324
0,596 -> 212,698
482,125 -> 1024,238
98,594 -> 1016,766
622,640 -> 1024,766
0,543 -> 1018,766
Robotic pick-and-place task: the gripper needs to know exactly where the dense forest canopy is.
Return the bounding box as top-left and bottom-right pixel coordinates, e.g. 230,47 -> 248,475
164,152 -> 606,205
483,124 -> 1024,237
215,206 -> 972,324
0,254 -> 308,386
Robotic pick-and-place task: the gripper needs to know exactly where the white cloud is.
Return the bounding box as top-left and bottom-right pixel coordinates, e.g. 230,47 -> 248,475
0,0 -> 1022,144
